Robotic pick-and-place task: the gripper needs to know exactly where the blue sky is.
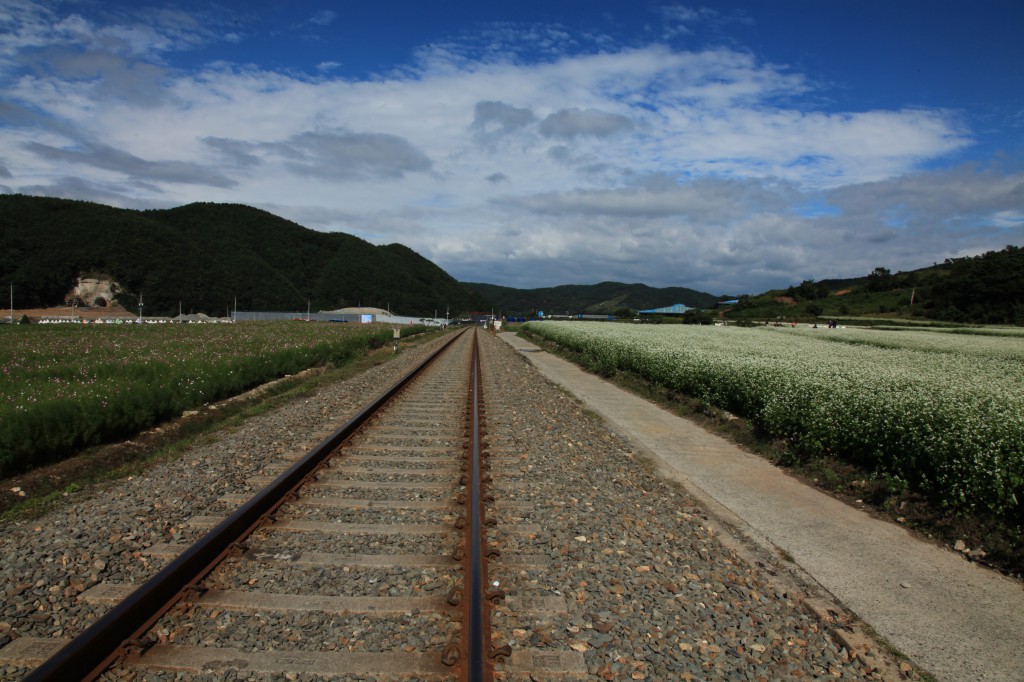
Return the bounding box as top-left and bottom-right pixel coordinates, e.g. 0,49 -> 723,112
1,0 -> 1022,295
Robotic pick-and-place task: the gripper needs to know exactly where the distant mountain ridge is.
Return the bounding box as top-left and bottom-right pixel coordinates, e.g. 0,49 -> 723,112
4,194 -> 1018,325
463,281 -> 724,316
722,247 -> 1024,325
465,246 -> 1024,325
0,195 -> 489,317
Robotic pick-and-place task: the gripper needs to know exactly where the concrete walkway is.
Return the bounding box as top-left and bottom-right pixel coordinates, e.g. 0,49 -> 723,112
499,332 -> 1024,682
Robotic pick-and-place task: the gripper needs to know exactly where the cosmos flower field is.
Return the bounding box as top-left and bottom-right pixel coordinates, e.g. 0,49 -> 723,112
0,322 -> 395,476
524,321 -> 1024,521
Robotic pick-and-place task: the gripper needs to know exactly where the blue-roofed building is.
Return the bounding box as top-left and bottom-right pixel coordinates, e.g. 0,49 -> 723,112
639,303 -> 693,315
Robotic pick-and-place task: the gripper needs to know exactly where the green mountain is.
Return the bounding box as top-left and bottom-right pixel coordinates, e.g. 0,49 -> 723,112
463,281 -> 724,316
6,194 -> 1017,325
0,195 -> 489,317
467,246 -> 1024,325
721,247 -> 1024,325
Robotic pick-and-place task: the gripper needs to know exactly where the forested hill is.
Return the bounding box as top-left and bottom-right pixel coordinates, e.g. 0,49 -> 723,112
0,195 -> 489,317
464,281 -> 723,316
723,246 -> 1024,325
467,246 -> 1024,324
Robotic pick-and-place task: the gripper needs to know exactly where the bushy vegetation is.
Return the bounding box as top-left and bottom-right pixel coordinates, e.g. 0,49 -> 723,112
0,322 -> 395,476
525,321 -> 1024,523
0,195 -> 489,317
927,247 -> 1024,323
723,246 -> 1024,326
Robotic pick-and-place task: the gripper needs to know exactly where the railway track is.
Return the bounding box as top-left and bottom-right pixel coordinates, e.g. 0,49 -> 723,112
14,329 -> 586,681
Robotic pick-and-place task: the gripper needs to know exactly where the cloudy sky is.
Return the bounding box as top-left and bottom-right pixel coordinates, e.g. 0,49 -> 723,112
2,0 -> 1022,295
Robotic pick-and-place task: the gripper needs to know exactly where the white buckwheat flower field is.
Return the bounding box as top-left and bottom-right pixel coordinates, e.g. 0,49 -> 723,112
524,321 -> 1024,521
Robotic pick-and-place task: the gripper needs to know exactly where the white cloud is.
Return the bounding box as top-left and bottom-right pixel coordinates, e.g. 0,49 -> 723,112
472,101 -> 537,136
409,165 -> 1023,293
493,176 -> 793,219
210,130 -> 434,181
309,10 -> 337,27
24,139 -> 237,188
0,3 -> 216,65
658,4 -> 717,38
991,210 -> 1024,229
538,108 -> 634,139
0,2 -> 1010,297
316,61 -> 342,73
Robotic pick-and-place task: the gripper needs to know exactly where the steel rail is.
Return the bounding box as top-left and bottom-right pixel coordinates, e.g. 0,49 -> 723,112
448,329 -> 501,682
468,330 -> 485,681
24,328 -> 468,682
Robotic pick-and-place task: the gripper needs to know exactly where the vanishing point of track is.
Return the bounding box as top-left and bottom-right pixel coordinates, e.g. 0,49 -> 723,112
20,328 -> 585,681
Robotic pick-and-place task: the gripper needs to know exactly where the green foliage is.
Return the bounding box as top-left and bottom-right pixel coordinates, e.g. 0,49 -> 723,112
929,246 -> 1024,324
637,315 -> 684,325
786,279 -> 830,301
0,322 -> 392,476
866,267 -> 893,292
0,195 -> 489,317
725,246 -> 1024,326
680,309 -> 714,325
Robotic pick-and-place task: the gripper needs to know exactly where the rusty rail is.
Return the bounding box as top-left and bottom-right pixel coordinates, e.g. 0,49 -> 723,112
24,329 -> 468,682
444,329 -> 506,681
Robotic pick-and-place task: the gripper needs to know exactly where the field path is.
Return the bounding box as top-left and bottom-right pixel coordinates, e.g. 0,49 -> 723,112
499,332 -> 1024,682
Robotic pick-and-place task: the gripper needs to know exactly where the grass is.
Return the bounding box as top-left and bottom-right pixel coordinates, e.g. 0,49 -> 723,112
0,322 -> 415,476
776,547 -> 795,563
0,330 -> 444,522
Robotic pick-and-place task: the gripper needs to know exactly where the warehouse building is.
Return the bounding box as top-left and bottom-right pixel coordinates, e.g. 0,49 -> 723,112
638,303 -> 693,316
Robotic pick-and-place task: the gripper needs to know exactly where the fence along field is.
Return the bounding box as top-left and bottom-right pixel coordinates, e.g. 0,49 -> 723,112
524,321 -> 1024,523
0,322 -> 397,477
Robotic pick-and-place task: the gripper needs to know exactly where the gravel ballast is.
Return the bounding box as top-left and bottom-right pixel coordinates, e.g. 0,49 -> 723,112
477,332 -> 880,681
1,330 -> 884,680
